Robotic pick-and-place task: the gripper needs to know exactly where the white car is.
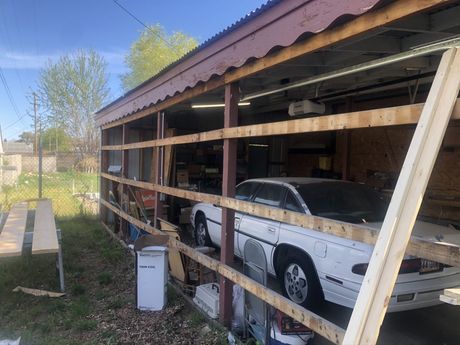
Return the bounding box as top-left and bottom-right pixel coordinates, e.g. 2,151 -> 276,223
191,178 -> 460,311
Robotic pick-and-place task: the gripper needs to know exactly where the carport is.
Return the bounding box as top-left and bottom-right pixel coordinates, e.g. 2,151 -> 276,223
96,0 -> 460,343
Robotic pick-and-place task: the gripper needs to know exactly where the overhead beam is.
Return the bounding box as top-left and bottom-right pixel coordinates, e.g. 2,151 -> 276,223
101,99 -> 460,151
100,198 -> 346,344
343,47 -> 460,345
100,172 -> 460,269
100,0 -> 449,130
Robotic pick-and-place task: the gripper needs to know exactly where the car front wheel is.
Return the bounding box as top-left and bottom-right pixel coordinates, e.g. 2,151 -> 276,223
279,253 -> 323,309
194,214 -> 212,247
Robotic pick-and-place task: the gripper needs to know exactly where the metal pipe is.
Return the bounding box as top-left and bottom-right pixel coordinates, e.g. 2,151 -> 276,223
241,36 -> 460,102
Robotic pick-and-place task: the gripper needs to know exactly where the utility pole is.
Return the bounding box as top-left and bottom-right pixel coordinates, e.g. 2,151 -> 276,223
34,92 -> 38,156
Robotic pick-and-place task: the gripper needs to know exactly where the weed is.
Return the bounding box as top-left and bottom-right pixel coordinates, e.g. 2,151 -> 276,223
97,271 -> 112,285
189,310 -> 205,327
74,319 -> 97,331
71,284 -> 86,296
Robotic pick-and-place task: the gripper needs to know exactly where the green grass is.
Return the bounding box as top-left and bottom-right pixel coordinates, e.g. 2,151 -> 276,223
0,215 -> 128,345
0,171 -> 98,216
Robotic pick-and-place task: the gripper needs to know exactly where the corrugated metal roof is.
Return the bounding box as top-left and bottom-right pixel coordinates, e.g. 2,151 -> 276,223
95,0 -> 386,126
98,0 -> 282,112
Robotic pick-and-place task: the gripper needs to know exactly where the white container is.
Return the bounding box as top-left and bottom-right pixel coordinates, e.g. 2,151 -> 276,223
135,235 -> 169,311
193,283 -> 220,319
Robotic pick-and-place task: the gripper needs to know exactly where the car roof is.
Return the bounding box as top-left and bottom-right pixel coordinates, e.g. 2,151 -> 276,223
241,177 -> 349,186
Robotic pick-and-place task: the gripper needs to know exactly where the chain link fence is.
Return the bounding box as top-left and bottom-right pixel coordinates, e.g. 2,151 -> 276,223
0,149 -> 99,217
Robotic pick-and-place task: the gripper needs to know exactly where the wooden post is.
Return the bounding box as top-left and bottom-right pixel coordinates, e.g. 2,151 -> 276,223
343,48 -> 460,345
120,124 -> 130,237
342,97 -> 353,180
220,82 -> 239,326
100,128 -> 109,223
154,112 -> 164,227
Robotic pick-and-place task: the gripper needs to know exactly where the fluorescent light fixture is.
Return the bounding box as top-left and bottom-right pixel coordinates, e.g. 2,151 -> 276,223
248,143 -> 269,148
191,102 -> 250,109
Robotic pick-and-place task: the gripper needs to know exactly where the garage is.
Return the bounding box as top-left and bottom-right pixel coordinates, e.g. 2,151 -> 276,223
96,1 -> 460,343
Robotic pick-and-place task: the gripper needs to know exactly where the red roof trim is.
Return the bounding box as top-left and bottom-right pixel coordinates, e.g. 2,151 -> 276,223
95,0 -> 384,126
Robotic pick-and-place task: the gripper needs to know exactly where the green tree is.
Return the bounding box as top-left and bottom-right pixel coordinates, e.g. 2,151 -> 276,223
122,24 -> 198,90
38,50 -> 109,157
17,131 -> 34,145
41,127 -> 72,153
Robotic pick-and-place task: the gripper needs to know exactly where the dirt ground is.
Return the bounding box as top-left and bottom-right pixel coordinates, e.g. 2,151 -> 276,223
0,216 -> 227,345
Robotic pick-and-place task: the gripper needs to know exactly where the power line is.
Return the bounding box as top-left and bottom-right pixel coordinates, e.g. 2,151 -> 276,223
111,0 -> 174,48
0,66 -> 26,126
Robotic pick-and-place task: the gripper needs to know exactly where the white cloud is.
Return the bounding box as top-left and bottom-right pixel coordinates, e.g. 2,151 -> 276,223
0,48 -> 128,74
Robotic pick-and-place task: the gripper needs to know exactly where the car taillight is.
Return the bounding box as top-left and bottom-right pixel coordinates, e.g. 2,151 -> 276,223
352,259 -> 425,276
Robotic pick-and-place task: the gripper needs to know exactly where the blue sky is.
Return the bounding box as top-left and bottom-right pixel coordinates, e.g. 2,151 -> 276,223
0,0 -> 267,140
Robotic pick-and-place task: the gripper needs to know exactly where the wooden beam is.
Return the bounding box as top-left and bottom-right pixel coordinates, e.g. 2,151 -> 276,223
101,99 -> 460,151
343,47 -> 460,345
440,287 -> 460,305
154,112 -> 164,227
32,200 -> 59,255
120,124 -> 130,237
99,198 -> 345,344
100,128 -> 109,223
100,0 -> 449,130
220,82 -> 239,326
100,172 -> 460,269
0,203 -> 28,257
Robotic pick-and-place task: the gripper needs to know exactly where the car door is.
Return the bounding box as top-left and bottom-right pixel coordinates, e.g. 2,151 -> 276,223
233,181 -> 262,257
237,182 -> 285,273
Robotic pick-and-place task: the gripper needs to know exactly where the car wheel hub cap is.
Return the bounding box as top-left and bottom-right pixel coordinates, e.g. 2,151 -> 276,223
197,223 -> 206,246
284,263 -> 308,304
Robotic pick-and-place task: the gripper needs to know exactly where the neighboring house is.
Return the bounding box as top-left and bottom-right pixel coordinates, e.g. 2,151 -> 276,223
3,141 -> 33,155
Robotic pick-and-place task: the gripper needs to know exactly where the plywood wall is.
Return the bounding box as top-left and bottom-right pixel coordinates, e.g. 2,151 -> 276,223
335,124 -> 460,223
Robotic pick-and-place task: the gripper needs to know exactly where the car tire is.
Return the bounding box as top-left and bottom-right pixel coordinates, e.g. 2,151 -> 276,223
194,214 -> 212,247
278,252 -> 323,310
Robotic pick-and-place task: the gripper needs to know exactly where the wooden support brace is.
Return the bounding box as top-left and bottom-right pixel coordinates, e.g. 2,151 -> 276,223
343,47 -> 460,345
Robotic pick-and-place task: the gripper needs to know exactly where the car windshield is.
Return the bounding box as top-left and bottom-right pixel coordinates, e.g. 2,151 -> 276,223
296,182 -> 389,224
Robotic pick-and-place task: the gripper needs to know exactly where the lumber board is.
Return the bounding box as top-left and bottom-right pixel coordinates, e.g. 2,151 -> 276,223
100,172 -> 460,269
32,199 -> 59,254
343,48 -> 460,345
101,99 -> 460,151
444,287 -> 460,299
158,218 -> 186,282
100,0 -> 448,130
439,294 -> 460,305
0,203 -> 28,257
99,198 -> 345,344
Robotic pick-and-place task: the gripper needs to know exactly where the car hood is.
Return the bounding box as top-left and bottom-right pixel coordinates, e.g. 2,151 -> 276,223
366,220 -> 460,246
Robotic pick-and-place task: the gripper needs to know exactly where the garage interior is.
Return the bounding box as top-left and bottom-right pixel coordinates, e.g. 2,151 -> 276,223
97,1 -> 460,344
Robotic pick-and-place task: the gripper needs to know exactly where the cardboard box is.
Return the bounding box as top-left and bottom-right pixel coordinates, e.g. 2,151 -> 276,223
177,170 -> 189,184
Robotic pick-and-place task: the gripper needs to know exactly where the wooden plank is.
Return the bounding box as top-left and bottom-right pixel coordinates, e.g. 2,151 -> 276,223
444,287 -> 460,299
220,82 -> 239,326
32,199 -> 59,255
0,203 -> 28,257
100,0 -> 448,130
439,294 -> 460,305
343,48 -> 460,345
158,218 -> 186,282
100,172 -> 460,269
99,198 -> 345,344
101,99 -> 460,151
